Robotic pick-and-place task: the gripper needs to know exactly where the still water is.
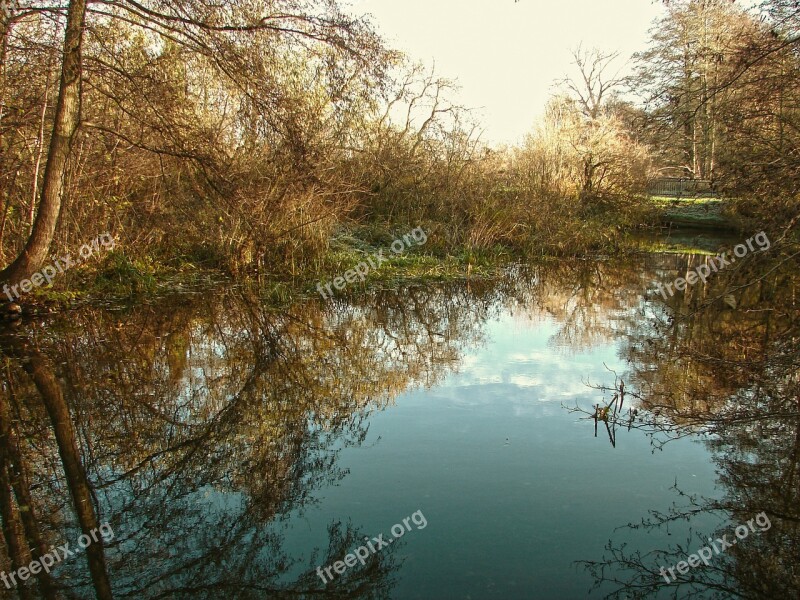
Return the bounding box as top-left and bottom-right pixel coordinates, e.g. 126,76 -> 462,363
0,240 -> 797,599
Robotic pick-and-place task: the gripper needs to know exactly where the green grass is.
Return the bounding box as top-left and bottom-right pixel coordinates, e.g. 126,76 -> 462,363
302,229 -> 513,298
649,195 -> 724,206
633,239 -> 719,256
647,195 -> 736,230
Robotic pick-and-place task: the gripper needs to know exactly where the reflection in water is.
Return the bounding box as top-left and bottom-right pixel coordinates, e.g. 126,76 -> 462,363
579,246 -> 800,599
0,281 -> 504,598
0,249 -> 797,598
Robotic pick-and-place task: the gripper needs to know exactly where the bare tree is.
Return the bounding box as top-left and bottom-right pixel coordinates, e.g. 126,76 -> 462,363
560,46 -> 625,120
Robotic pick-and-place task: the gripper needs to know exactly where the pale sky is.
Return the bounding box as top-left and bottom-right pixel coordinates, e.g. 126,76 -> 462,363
345,0 -> 665,145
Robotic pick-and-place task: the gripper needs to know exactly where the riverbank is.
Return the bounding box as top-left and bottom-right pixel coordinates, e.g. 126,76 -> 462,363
649,196 -> 741,230
1,216 -> 761,321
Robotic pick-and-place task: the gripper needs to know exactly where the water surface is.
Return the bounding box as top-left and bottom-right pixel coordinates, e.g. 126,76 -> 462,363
1,247 -> 797,599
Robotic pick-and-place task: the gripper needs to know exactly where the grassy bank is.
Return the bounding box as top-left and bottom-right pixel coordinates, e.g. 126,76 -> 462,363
4,219 -> 629,311
648,196 -> 739,230
3,195 -> 775,315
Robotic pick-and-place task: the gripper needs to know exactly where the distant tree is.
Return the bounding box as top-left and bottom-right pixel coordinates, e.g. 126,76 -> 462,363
633,0 -> 760,181
549,48 -> 651,206
560,46 -> 625,120
632,0 -> 800,228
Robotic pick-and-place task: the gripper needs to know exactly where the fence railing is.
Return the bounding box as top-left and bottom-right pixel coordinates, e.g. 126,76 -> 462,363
648,178 -> 717,198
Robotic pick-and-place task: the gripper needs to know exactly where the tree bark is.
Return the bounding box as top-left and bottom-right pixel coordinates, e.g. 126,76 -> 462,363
30,81 -> 50,236
0,0 -> 86,284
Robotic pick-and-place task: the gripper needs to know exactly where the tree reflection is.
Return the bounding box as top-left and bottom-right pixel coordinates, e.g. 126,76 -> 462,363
0,280 -> 504,598
575,243 -> 800,599
3,249 -> 795,599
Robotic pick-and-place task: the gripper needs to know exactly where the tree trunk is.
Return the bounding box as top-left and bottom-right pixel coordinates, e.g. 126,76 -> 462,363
0,378 -> 57,598
0,455 -> 35,600
0,13 -> 9,134
0,0 -> 86,284
0,335 -> 114,599
30,81 -> 50,236
19,352 -> 114,600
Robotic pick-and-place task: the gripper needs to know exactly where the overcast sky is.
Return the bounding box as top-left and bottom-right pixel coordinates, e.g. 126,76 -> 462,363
344,0 -> 665,145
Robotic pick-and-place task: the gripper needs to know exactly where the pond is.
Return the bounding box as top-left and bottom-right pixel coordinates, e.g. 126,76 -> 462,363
0,233 -> 797,599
